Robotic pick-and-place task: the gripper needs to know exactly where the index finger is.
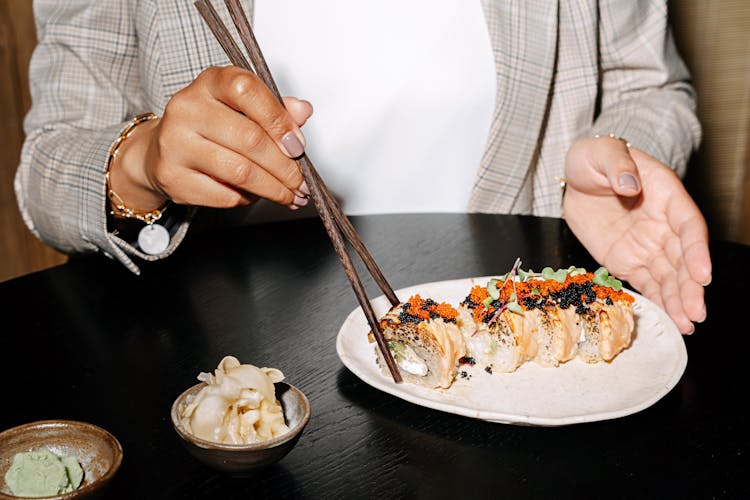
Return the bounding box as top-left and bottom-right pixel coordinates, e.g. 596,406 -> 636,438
204,66 -> 307,158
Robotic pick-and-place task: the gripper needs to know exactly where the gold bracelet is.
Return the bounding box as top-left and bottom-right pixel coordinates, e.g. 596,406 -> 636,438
594,132 -> 631,148
105,112 -> 168,224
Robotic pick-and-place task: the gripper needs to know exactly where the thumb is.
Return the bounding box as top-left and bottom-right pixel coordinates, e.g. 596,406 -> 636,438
595,136 -> 642,197
282,96 -> 313,127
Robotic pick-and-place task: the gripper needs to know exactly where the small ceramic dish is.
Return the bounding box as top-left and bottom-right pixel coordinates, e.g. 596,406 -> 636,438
171,381 -> 310,476
0,420 -> 123,499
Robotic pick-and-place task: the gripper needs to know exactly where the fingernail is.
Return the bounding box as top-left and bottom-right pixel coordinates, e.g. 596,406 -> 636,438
697,304 -> 707,323
288,204 -> 299,211
281,131 -> 305,158
702,275 -> 712,286
298,180 -> 310,196
685,324 -> 695,335
293,195 -> 308,207
618,172 -> 639,191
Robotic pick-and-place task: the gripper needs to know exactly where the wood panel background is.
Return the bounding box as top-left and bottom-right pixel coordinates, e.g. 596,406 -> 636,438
0,1 -> 749,282
0,0 -> 66,282
670,0 -> 750,244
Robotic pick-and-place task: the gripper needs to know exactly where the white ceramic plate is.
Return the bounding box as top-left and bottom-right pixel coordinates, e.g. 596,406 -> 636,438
336,276 -> 687,426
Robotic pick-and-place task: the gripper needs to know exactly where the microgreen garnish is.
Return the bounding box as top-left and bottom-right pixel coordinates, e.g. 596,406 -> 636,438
593,267 -> 622,291
486,279 -> 500,301
517,268 -> 535,282
507,302 -> 524,315
542,266 -> 568,283
568,266 -> 587,276
485,260 -> 526,323
506,291 -> 523,315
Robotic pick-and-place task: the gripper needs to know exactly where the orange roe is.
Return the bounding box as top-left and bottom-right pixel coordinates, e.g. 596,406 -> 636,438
466,272 -> 633,320
405,294 -> 458,321
469,285 -> 489,304
435,302 -> 459,321
593,285 -> 634,303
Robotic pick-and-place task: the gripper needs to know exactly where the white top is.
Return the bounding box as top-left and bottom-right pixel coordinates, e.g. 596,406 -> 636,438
250,0 -> 495,220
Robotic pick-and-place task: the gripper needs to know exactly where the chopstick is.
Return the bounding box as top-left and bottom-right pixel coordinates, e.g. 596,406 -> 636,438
221,0 -> 400,308
194,0 -> 403,383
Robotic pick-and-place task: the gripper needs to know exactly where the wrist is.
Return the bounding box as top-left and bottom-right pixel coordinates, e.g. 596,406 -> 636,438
108,116 -> 167,212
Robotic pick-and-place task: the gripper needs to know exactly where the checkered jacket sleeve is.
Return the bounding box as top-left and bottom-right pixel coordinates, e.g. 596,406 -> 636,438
589,0 -> 701,177
15,0 -> 191,275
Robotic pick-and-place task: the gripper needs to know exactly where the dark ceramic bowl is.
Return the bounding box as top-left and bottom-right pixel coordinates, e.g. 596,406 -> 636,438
171,381 -> 310,476
0,420 -> 123,499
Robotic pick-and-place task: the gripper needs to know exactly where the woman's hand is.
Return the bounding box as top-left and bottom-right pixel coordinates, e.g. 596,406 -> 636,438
563,136 -> 712,334
109,65 -> 313,212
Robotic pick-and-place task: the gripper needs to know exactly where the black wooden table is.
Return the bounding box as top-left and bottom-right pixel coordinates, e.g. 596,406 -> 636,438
0,214 -> 745,499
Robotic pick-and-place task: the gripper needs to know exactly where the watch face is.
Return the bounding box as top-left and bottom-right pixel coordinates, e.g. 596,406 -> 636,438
138,224 -> 170,255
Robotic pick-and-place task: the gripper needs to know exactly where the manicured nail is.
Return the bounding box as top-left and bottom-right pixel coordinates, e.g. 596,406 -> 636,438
618,172 -> 639,191
702,275 -> 712,286
697,304 -> 707,323
281,131 -> 305,158
298,180 -> 310,196
685,324 -> 695,335
293,195 -> 308,207
288,204 -> 299,211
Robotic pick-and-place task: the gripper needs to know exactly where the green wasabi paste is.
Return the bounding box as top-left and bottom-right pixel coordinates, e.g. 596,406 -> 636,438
4,448 -> 83,497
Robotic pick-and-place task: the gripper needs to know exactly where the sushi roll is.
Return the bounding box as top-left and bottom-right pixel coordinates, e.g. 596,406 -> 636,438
369,295 -> 467,388
459,267 -> 635,372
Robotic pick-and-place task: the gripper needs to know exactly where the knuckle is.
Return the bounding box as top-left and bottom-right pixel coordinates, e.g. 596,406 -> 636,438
278,187 -> 295,205
280,161 -> 303,187
220,189 -> 246,207
243,127 -> 266,152
228,73 -> 258,100
227,160 -> 254,186
203,66 -> 221,78
266,111 -> 291,136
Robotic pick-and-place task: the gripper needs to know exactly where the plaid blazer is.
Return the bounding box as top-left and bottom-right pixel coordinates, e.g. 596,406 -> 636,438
16,0 -> 700,274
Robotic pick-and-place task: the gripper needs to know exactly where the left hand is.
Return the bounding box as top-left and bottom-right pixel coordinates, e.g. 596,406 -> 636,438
562,136 -> 712,334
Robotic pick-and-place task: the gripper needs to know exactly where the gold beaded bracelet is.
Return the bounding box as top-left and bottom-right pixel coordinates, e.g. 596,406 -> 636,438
594,132 -> 631,148
105,112 -> 168,223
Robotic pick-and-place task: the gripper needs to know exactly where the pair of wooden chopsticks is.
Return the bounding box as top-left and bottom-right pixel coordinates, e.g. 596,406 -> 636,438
194,0 -> 403,383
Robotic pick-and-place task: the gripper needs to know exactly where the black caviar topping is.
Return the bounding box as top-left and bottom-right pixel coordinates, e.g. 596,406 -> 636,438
459,356 -> 476,366
461,295 -> 478,308
522,297 -> 546,310
485,366 -> 493,374
479,300 -> 503,323
398,300 -> 458,324
398,311 -> 423,324
549,281 -> 596,311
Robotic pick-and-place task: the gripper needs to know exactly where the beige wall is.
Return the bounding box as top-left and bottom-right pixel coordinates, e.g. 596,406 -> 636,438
1,2 -> 749,281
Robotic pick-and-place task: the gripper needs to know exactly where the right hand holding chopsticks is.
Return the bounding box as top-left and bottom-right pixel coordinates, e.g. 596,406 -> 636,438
107,65 -> 313,213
